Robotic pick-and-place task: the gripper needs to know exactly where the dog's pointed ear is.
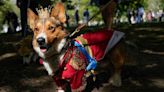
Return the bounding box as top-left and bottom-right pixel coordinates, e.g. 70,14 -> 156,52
27,8 -> 38,30
51,2 -> 66,23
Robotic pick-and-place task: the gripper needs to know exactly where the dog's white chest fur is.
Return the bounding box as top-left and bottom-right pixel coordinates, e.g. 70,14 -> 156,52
34,38 -> 66,76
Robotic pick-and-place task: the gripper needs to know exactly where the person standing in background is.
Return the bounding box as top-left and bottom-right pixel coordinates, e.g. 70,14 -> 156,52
137,5 -> 144,23
66,12 -> 70,27
83,8 -> 90,24
127,8 -> 132,24
16,0 -> 29,37
74,9 -> 79,25
146,10 -> 153,22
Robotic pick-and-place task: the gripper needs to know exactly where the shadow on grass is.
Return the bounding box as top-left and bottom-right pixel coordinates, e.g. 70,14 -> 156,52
0,22 -> 164,92
0,38 -> 56,92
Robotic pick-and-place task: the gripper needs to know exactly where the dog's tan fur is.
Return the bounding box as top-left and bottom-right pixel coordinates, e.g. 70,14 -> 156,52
27,2 -> 125,91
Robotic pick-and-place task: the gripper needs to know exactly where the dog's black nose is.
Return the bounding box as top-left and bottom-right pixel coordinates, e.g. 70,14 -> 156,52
37,37 -> 45,45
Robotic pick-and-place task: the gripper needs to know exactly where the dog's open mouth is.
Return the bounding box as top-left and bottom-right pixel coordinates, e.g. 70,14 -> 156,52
39,45 -> 47,53
39,44 -> 52,53
40,48 -> 47,53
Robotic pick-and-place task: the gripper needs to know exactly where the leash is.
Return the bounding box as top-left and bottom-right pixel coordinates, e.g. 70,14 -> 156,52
68,0 -> 115,39
52,0 -> 117,90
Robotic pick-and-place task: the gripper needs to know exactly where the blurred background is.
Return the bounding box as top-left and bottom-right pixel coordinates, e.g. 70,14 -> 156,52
0,0 -> 164,34
0,0 -> 164,92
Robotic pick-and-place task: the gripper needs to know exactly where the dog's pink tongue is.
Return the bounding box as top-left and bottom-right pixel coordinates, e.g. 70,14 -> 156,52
41,49 -> 47,53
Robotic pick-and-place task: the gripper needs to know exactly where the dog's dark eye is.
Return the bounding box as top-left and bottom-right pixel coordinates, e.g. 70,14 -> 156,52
48,26 -> 55,31
34,27 -> 39,32
56,24 -> 62,27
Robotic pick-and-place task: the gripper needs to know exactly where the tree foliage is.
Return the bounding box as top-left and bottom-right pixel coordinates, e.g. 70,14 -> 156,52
0,0 -> 163,32
0,0 -> 19,31
117,0 -> 146,14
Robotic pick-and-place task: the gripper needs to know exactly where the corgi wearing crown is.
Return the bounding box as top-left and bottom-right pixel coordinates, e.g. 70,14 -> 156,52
27,2 -> 125,92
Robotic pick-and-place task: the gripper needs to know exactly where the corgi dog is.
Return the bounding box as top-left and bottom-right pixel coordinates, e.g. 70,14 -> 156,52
27,2 -> 125,92
15,35 -> 38,64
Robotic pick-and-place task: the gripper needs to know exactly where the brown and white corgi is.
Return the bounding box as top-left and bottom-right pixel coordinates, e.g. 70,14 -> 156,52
27,2 -> 125,92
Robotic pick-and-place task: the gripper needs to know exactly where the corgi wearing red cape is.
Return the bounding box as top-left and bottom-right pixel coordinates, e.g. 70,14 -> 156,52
27,2 -> 125,92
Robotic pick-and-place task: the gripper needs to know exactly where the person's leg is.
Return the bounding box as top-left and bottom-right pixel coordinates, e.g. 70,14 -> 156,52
20,9 -> 27,36
20,0 -> 28,37
100,0 -> 117,29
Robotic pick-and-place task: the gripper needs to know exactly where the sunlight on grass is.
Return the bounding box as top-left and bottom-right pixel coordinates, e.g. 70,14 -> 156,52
20,76 -> 53,87
0,86 -> 13,92
0,53 -> 17,61
129,78 -> 143,87
142,49 -> 164,55
151,79 -> 164,88
134,28 -> 164,31
145,63 -> 158,68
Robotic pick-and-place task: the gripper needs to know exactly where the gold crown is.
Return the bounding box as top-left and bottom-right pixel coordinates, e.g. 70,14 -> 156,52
36,7 -> 51,19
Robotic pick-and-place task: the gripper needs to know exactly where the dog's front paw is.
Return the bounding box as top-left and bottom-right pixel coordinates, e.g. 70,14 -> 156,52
42,61 -> 54,76
46,66 -> 54,76
57,89 -> 65,92
23,57 -> 31,64
109,73 -> 122,87
48,71 -> 54,76
56,87 -> 65,92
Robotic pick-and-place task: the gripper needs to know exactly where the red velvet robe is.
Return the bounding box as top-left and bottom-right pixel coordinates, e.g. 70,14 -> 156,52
60,29 -> 114,90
